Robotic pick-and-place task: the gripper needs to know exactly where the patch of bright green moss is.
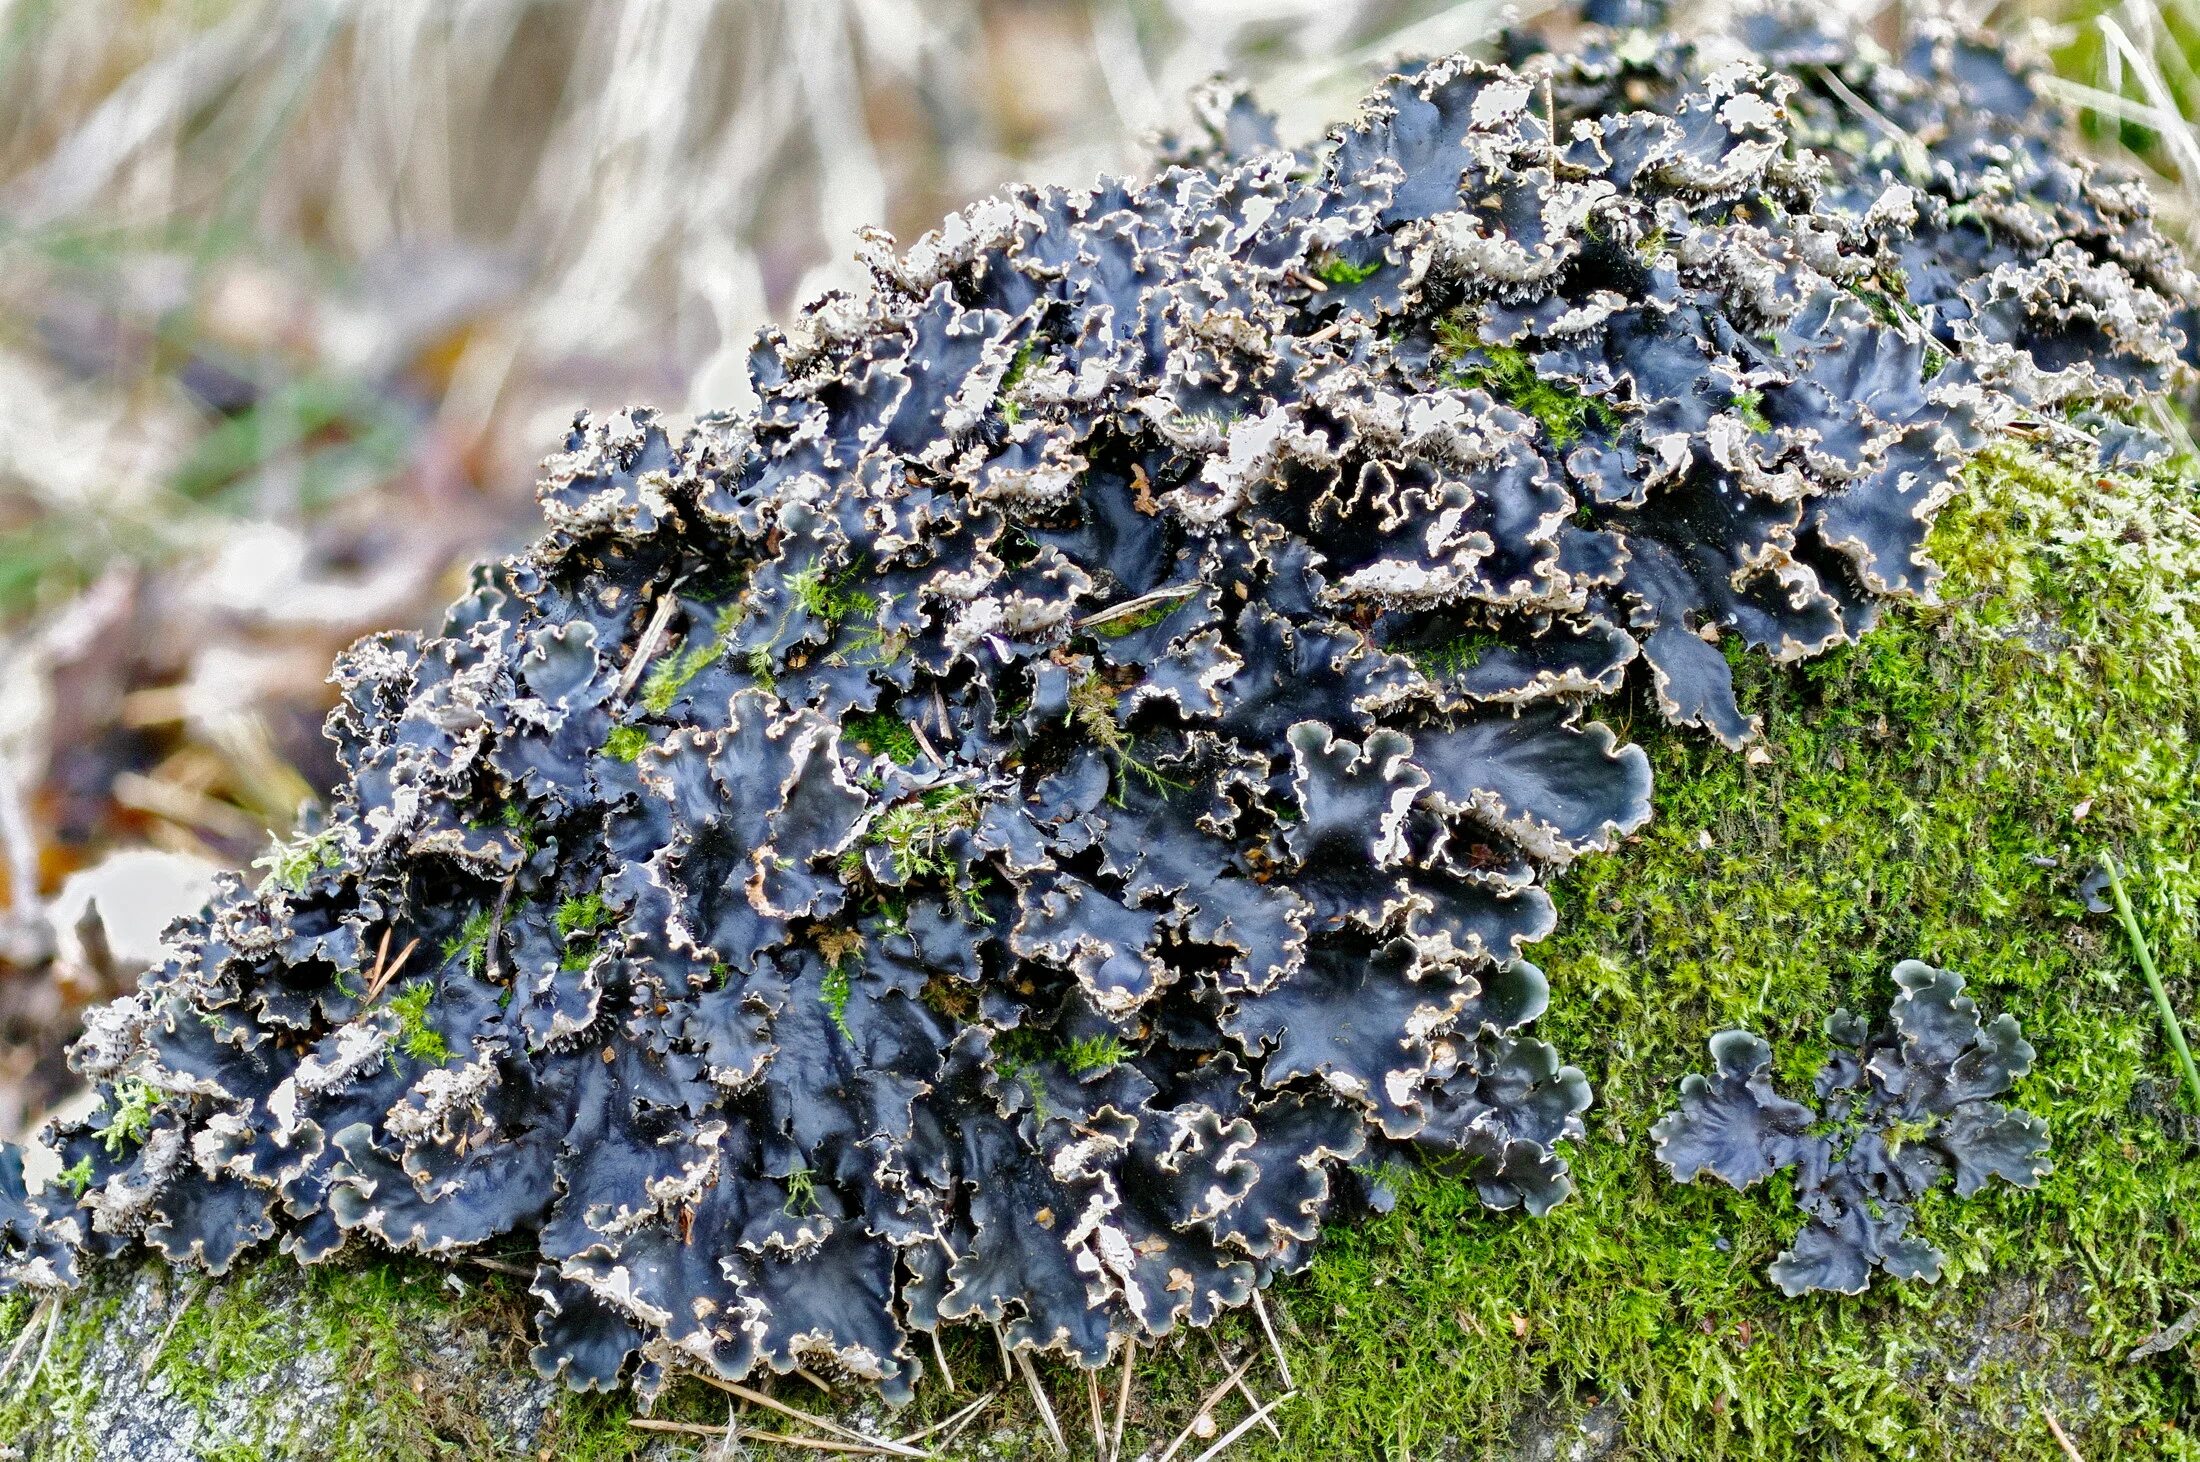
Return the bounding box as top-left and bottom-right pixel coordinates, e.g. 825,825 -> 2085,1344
388,981 -> 450,1066
1436,323 -> 1623,447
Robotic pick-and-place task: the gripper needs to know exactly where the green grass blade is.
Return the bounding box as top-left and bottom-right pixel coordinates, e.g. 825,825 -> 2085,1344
2101,851 -> 2200,1113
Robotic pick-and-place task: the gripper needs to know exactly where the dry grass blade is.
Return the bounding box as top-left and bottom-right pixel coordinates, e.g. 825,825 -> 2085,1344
1154,1353 -> 1255,1462
695,1374 -> 929,1459
1110,1341 -> 1136,1462
1015,1347 -> 1068,1457
1186,1390 -> 1298,1462
12,1294 -> 62,1400
2099,8 -> 2200,211
1251,1290 -> 1294,1390
0,1295 -> 53,1391
894,1389 -> 995,1447
2043,1404 -> 2086,1461
629,1416 -> 903,1455
363,936 -> 422,1006
928,1329 -> 956,1393
616,583 -> 687,699
1207,1333 -> 1279,1439
1087,1364 -> 1107,1457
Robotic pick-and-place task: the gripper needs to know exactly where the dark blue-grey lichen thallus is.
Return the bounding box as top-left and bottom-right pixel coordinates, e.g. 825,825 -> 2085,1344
1653,961 -> 2051,1297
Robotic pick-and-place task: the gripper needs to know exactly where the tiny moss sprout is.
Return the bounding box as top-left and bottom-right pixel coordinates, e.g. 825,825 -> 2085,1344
388,982 -> 451,1066
251,828 -> 341,894
100,1078 -> 163,1156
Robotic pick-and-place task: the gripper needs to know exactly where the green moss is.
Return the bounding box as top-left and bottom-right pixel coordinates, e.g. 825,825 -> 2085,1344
1313,252 -> 1385,287
388,981 -> 450,1066
1733,389 -> 1772,433
857,784 -> 982,884
639,641 -> 716,715
1436,325 -> 1623,447
1064,1033 -> 1130,1073
999,338 -> 1043,424
1407,629 -> 1503,680
1195,438 -> 2200,1459
250,828 -> 341,894
601,723 -> 649,762
439,906 -> 494,977
820,958 -> 855,1040
846,709 -> 921,763
100,1076 -> 163,1156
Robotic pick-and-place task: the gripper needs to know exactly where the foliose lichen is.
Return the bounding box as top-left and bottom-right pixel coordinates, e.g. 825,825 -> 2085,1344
0,7 -> 2183,1404
1652,960 -> 2052,1296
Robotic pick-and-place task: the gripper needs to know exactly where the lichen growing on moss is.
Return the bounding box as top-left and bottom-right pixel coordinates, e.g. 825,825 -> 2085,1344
0,8 -> 2194,1443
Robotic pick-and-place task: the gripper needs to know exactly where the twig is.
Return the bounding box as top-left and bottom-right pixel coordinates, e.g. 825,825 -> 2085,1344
1207,1333 -> 1279,1440
694,1374 -> 929,1459
795,1364 -> 835,1395
461,1254 -> 535,1278
1015,1347 -> 1067,1457
1087,1365 -> 1107,1458
628,1417 -> 900,1455
139,1278 -> 205,1376
14,1294 -> 62,1399
363,937 -> 422,1007
1154,1354 -> 1255,1462
2100,853 -> 2200,1113
616,580 -> 687,699
1074,584 -> 1199,631
1251,1290 -> 1295,1390
928,1330 -> 956,1394
2044,1404 -> 2086,1462
992,1322 -> 1015,1383
894,1389 -> 995,1447
1110,1341 -> 1136,1462
1186,1390 -> 1297,1462
0,1296 -> 52,1391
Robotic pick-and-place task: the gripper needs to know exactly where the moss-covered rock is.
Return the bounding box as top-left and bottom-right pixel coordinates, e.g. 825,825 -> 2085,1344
2,428 -> 2193,1459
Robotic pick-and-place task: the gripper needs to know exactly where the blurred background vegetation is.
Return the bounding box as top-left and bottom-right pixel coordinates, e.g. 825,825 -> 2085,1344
0,0 -> 2188,1139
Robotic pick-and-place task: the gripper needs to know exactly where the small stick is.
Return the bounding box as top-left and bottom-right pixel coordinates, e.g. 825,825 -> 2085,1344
2101,853 -> 2200,1114
1075,584 -> 1199,632
1251,1290 -> 1294,1390
139,1279 -> 204,1375
364,937 -> 422,1006
694,1375 -> 929,1459
895,1389 -> 995,1446
0,1296 -> 52,1389
462,1254 -> 535,1278
1087,1365 -> 1108,1458
992,1323 -> 1015,1383
628,1417 -> 896,1455
1015,1347 -> 1067,1456
795,1364 -> 835,1395
1154,1354 -> 1255,1462
928,1329 -> 957,1394
2043,1405 -> 2085,1462
15,1295 -> 61,1399
1109,1341 -> 1136,1462
1207,1333 -> 1279,1439
1187,1390 -> 1298,1462
617,583 -> 686,699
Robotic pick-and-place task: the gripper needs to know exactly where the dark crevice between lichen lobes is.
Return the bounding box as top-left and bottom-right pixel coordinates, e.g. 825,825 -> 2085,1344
0,7 -> 2189,1403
